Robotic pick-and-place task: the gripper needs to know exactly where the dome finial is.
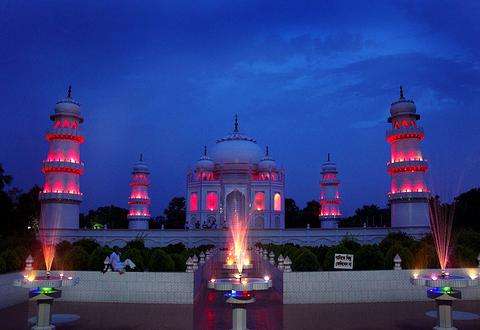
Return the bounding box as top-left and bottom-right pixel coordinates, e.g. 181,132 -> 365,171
203,145 -> 207,156
265,146 -> 269,156
234,114 -> 239,132
327,153 -> 330,162
399,86 -> 404,100
67,85 -> 72,98
139,153 -> 143,162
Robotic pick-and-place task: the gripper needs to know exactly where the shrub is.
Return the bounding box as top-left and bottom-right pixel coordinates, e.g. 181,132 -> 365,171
122,248 -> 144,271
0,249 -> 23,272
385,245 -> 414,269
379,232 -> 417,254
355,245 -> 385,270
64,246 -> 90,270
149,248 -> 175,272
453,245 -> 477,267
123,239 -> 146,251
163,243 -> 186,255
89,246 -> 113,270
171,253 -> 188,271
72,239 -> 101,255
293,249 -> 319,271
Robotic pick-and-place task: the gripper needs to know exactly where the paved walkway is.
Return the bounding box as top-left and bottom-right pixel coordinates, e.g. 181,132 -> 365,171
1,300 -> 479,329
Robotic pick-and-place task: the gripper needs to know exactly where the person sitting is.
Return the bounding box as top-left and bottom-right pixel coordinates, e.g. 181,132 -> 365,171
103,247 -> 136,274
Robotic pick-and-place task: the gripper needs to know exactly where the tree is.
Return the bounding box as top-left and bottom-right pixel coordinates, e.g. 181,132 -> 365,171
301,200 -> 320,228
285,198 -> 300,228
164,197 -> 185,229
0,164 -> 12,191
80,205 -> 129,229
454,188 -> 480,231
340,204 -> 390,228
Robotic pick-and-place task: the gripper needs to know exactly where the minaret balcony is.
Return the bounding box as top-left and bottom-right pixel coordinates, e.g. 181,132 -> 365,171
320,198 -> 341,205
386,126 -> 424,143
128,197 -> 151,204
39,191 -> 83,202
320,178 -> 340,186
42,160 -> 84,174
46,131 -> 85,143
387,160 -> 428,174
388,190 -> 430,201
129,180 -> 150,187
127,212 -> 151,218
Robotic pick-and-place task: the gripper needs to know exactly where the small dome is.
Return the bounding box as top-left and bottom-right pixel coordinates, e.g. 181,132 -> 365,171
390,86 -> 416,117
258,146 -> 276,171
321,154 -> 337,173
210,116 -> 263,165
53,86 -> 83,122
133,154 -> 149,173
196,146 -> 214,171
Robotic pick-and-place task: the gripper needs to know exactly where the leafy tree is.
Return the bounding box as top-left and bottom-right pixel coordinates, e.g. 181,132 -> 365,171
164,197 -> 186,229
63,246 -> 91,270
285,198 -> 301,228
454,188 -> 480,231
80,205 -> 129,229
341,204 -> 390,228
0,164 -> 12,191
73,239 -> 101,255
148,248 -> 175,271
301,200 -> 320,228
293,248 -> 320,271
355,244 -> 385,270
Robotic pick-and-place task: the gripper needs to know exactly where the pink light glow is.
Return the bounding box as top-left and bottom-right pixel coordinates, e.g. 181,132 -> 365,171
428,198 -> 455,271
206,192 -> 218,211
274,193 -> 281,211
128,210 -> 151,217
254,192 -> 265,211
190,193 -> 198,212
229,209 -> 249,274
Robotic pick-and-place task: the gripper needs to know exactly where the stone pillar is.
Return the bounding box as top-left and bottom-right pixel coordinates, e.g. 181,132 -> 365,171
25,255 -> 34,272
199,252 -> 205,264
192,255 -> 199,270
34,299 -> 55,330
394,254 -> 402,270
186,257 -> 193,272
284,256 -> 292,272
104,256 -> 111,272
436,299 -> 455,330
269,252 -> 275,265
232,306 -> 247,330
262,250 -> 268,261
277,254 -> 285,270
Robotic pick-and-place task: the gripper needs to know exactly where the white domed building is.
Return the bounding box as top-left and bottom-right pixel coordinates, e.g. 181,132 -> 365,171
186,116 -> 285,229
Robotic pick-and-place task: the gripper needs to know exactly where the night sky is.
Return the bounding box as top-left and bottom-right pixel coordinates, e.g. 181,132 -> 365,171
1,1 -> 479,217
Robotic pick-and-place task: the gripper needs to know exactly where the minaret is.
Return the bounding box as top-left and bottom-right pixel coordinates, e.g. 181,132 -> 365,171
128,154 -> 151,229
319,154 -> 341,228
386,87 -> 429,227
39,86 -> 84,229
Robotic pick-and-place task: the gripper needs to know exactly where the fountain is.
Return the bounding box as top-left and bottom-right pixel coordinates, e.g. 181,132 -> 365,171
14,241 -> 79,330
410,198 -> 479,330
207,208 -> 272,330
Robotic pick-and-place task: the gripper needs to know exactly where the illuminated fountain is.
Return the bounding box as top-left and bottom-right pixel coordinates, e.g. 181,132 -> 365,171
14,241 -> 79,329
411,198 -> 479,330
208,208 -> 272,330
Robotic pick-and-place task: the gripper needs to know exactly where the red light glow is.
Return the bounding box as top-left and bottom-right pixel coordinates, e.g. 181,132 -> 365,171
274,193 -> 281,211
254,192 -> 265,211
206,192 -> 218,211
190,193 -> 198,212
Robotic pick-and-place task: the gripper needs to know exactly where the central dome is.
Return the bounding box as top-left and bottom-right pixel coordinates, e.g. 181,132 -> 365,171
210,116 -> 263,165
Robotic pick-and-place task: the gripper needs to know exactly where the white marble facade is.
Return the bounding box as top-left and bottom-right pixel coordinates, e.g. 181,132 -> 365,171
186,117 -> 285,230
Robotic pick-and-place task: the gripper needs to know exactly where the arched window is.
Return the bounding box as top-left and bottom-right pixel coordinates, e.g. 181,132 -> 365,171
274,193 -> 281,211
206,191 -> 218,211
189,193 -> 198,212
254,192 -> 265,211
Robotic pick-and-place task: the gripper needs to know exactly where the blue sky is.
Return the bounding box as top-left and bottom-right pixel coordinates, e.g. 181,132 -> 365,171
1,1 -> 479,216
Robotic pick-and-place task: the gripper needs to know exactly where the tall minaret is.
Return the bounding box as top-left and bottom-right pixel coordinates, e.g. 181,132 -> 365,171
387,87 -> 429,228
39,86 -> 84,229
319,154 -> 341,229
128,154 -> 151,229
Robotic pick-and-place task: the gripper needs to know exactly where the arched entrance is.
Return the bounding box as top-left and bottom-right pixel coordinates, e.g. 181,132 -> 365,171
225,190 -> 246,227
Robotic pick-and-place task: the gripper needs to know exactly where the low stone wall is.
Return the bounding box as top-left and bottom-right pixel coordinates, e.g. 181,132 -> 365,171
283,268 -> 480,304
0,272 -> 27,309
57,271 -> 194,304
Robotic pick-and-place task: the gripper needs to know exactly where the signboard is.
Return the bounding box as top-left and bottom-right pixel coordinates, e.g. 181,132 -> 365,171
334,253 -> 354,269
